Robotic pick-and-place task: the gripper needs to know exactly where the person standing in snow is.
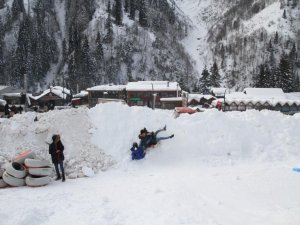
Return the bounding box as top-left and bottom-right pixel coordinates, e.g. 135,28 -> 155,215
49,134 -> 66,182
4,103 -> 9,117
138,125 -> 174,150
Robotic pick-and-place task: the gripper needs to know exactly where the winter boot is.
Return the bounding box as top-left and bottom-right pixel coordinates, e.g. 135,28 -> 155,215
55,175 -> 61,181
169,134 -> 174,138
62,173 -> 66,182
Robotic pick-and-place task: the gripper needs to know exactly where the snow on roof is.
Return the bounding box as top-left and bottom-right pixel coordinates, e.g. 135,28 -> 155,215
32,86 -> 71,100
188,94 -> 215,102
0,99 -> 6,105
126,81 -> 181,91
160,97 -> 182,102
216,91 -> 300,106
211,88 -> 227,95
87,85 -> 126,91
0,86 -> 9,91
243,88 -> 285,98
3,93 -> 22,97
73,91 -> 88,98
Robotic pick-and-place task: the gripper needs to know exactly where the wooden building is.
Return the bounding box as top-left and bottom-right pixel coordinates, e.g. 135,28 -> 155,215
86,85 -> 127,108
30,86 -> 71,111
126,81 -> 181,109
213,88 -> 300,114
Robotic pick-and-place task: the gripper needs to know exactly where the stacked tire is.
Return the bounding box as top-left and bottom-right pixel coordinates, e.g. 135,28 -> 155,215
2,162 -> 27,187
0,150 -> 52,188
0,168 -> 8,188
24,159 -> 52,187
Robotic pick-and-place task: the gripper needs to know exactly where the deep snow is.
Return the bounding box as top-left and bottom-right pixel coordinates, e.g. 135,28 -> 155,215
1,103 -> 300,225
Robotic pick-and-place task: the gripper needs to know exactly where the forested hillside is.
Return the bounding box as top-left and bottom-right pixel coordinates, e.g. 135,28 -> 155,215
0,0 -> 299,93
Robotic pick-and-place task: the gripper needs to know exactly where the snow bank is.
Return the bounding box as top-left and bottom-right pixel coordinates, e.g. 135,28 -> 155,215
1,103 -> 300,177
0,107 -> 114,178
90,103 -> 300,167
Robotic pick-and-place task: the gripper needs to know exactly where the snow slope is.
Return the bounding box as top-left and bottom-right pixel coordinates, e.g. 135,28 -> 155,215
1,103 -> 300,225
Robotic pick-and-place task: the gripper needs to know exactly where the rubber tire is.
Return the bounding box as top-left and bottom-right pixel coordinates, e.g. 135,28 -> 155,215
2,171 -> 25,187
5,162 -> 27,179
0,168 -> 4,178
28,167 -> 52,177
24,159 -> 51,168
14,150 -> 36,164
0,178 -> 8,188
25,175 -> 51,187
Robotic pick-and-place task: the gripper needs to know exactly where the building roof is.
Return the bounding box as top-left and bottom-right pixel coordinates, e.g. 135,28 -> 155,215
73,91 -> 88,98
0,86 -> 9,91
188,94 -> 215,102
214,90 -> 300,106
87,84 -> 126,91
0,99 -> 6,106
32,86 -> 70,100
160,97 -> 182,102
126,81 -> 181,92
211,88 -> 227,95
243,88 -> 285,98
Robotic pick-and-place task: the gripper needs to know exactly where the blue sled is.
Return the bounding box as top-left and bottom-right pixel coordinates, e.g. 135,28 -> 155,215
292,168 -> 300,172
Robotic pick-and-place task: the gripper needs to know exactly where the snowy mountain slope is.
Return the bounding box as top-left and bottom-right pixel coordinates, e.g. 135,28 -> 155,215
174,0 -> 300,90
1,103 -> 300,225
0,0 -> 299,91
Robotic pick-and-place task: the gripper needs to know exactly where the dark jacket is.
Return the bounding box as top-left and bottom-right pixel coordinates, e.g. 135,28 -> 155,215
131,146 -> 145,160
139,132 -> 157,149
49,136 -> 65,163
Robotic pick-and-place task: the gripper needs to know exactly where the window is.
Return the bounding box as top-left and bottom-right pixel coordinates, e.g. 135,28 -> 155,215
229,103 -> 238,111
274,104 -> 281,111
246,103 -> 254,110
238,103 -> 246,111
281,104 -> 290,112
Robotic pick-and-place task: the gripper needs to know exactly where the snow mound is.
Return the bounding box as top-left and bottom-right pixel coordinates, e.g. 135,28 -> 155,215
0,107 -> 114,178
89,103 -> 300,167
1,102 -> 300,177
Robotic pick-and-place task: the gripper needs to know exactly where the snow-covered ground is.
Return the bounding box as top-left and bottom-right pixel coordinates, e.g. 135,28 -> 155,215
1,103 -> 300,225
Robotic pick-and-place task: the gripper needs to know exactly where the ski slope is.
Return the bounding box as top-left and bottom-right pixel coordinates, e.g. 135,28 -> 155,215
0,103 -> 300,225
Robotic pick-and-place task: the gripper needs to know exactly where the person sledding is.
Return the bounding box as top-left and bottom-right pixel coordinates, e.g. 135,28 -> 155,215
130,125 -> 174,160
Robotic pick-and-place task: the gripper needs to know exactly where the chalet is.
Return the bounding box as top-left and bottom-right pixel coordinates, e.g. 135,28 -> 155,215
86,84 -> 126,108
0,99 -> 6,117
1,86 -> 26,105
213,88 -> 300,114
72,91 -> 89,106
126,81 -> 181,109
211,88 -> 227,98
160,97 -> 183,109
188,94 -> 216,107
30,86 -> 71,110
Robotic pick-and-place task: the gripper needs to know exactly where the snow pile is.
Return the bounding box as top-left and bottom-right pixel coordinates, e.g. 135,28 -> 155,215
1,103 -> 300,225
89,103 -> 300,166
0,107 -> 114,178
1,103 -> 300,177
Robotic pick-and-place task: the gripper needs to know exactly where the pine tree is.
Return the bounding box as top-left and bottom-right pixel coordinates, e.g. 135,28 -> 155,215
209,62 -> 221,87
95,32 -> 104,61
139,0 -> 148,27
114,0 -> 123,26
124,0 -> 130,13
103,13 -> 114,44
0,0 -> 4,9
0,19 -> 4,84
12,0 -> 25,19
283,9 -> 287,19
129,0 -> 136,20
107,0 -> 111,13
274,31 -> 279,44
278,53 -> 293,92
199,66 -> 210,94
